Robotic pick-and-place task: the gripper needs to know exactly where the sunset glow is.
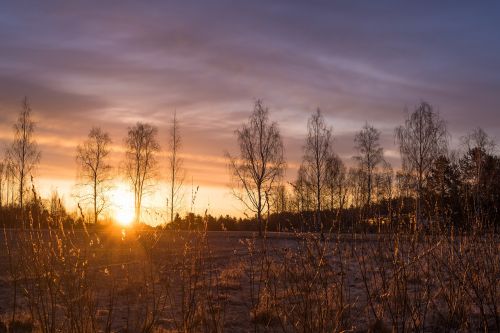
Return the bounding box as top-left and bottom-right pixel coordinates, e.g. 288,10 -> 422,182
0,2 -> 499,221
110,185 -> 135,227
1,3 -> 499,332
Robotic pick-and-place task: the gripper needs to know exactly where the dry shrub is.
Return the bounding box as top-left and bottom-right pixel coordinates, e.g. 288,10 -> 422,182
354,232 -> 499,332
1,209 -> 498,333
3,200 -> 165,332
219,262 -> 245,291
242,233 -> 353,333
160,226 -> 228,333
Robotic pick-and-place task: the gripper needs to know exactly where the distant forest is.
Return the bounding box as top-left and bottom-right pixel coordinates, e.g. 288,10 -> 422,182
1,97 -> 499,234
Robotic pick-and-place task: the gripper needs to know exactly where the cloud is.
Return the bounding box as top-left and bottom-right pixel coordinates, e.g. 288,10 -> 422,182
1,1 -> 500,215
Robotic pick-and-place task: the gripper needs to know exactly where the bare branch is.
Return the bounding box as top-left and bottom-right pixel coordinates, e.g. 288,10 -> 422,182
124,122 -> 160,224
226,100 -> 285,236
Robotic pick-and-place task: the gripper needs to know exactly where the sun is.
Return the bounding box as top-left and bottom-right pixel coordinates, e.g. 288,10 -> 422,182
110,184 -> 135,227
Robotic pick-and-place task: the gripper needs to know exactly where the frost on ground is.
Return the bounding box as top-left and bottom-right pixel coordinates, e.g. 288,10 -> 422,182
0,228 -> 498,332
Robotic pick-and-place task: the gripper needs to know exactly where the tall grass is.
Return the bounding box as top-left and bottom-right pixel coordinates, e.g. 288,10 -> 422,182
0,211 -> 498,332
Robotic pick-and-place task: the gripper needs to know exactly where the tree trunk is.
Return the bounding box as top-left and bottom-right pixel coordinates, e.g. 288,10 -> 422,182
94,179 -> 97,224
19,176 -> 24,229
257,187 -> 262,237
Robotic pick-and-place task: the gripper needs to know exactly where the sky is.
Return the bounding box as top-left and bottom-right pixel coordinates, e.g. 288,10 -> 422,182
1,1 -> 499,221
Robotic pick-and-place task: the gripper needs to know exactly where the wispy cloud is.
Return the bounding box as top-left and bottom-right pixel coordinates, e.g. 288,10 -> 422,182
1,1 -> 499,214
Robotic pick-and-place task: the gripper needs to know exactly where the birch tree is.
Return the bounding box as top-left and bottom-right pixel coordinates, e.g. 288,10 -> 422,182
167,111 -> 184,224
301,108 -> 334,236
395,101 -> 447,228
125,122 -> 160,224
0,161 -> 5,210
7,97 -> 41,226
76,127 -> 112,224
354,122 -> 384,208
227,100 -> 285,236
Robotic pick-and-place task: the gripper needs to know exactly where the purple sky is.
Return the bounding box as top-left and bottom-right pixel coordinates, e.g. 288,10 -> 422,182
1,1 -> 499,217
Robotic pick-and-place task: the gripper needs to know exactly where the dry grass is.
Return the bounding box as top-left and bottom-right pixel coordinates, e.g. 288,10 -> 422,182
0,221 -> 498,332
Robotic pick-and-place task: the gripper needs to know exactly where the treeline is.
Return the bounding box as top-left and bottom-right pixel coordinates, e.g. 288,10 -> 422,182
0,97 -> 499,233
0,98 -> 183,227
226,100 -> 499,235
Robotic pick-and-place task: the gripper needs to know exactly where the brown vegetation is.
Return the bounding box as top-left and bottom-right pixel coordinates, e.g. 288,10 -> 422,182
0,213 -> 498,332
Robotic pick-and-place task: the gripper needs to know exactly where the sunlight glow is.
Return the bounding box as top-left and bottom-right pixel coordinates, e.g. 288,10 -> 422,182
110,184 -> 135,227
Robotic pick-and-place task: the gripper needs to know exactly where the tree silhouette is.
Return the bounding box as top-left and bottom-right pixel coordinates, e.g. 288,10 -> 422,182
325,154 -> 345,215
291,164 -> 314,218
7,97 -> 40,227
227,100 -> 285,237
460,128 -> 496,228
125,122 -> 160,224
354,122 -> 384,208
395,101 -> 447,229
167,111 -> 184,224
76,127 -> 113,224
0,161 -> 5,210
301,108 -> 334,237
425,155 -> 461,229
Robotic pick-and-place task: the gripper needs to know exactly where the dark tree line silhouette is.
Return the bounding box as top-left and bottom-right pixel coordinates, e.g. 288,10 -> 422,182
0,97 -> 499,233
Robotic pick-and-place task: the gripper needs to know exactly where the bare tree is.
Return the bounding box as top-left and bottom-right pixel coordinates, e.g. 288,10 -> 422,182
76,127 -> 113,224
462,127 -> 495,155
373,160 -> 394,229
395,101 -> 447,228
325,155 -> 346,219
271,183 -> 288,215
461,127 -> 495,188
291,165 -> 314,217
0,157 -> 13,210
376,161 -> 394,204
227,100 -> 285,237
6,159 -> 15,207
0,160 -> 4,210
354,123 -> 384,208
125,122 -> 160,224
460,127 -> 496,227
347,167 -> 366,211
49,190 -> 67,227
301,108 -> 334,236
167,111 -> 185,224
7,97 -> 41,226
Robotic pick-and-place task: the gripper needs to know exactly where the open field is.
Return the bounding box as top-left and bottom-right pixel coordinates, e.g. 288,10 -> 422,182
0,228 -> 498,332
3,1 -> 500,332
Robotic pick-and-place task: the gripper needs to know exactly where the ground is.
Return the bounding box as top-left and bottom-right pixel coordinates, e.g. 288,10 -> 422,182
0,228 -> 498,332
